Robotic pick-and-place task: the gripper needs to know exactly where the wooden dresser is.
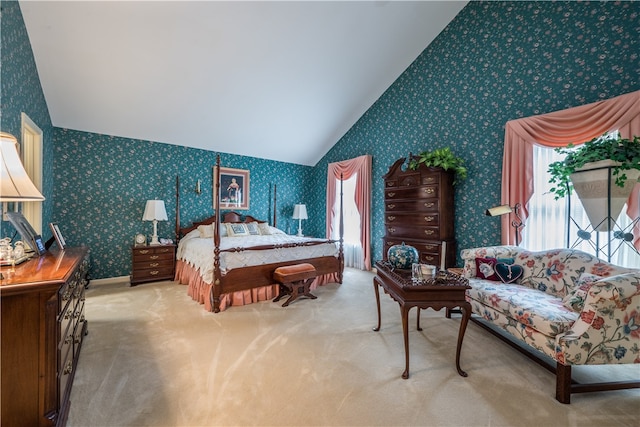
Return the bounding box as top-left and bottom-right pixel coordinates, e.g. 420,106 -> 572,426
0,247 -> 89,427
130,244 -> 176,285
382,157 -> 456,269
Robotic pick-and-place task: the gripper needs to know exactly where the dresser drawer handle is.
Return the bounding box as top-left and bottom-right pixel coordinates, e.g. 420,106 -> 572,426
65,335 -> 72,345
62,291 -> 71,302
424,230 -> 435,235
424,216 -> 435,222
64,309 -> 73,320
424,202 -> 435,208
150,262 -> 160,267
150,270 -> 159,276
158,248 -> 170,253
424,188 -> 435,194
63,361 -> 73,375
423,255 -> 435,262
387,227 -> 396,233
425,177 -> 435,183
424,245 -> 437,251
138,249 -> 150,254
387,192 -> 395,198
150,255 -> 159,260
386,204 -> 396,210
387,216 -> 396,222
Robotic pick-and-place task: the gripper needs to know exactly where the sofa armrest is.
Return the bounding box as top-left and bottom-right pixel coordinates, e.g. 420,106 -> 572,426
556,273 -> 640,365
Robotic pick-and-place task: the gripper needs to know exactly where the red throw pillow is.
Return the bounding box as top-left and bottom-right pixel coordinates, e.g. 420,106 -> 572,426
475,257 -> 499,281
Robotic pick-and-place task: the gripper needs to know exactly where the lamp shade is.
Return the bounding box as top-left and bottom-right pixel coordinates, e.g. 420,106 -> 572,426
0,132 -> 45,201
292,204 -> 308,220
142,200 -> 168,221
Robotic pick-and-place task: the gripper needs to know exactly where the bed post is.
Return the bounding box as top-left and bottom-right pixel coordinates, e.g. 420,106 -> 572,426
338,173 -> 344,283
273,183 -> 277,227
175,176 -> 180,242
212,155 -> 222,313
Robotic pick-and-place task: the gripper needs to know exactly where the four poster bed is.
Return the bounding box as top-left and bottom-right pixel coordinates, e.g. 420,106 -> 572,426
174,156 -> 344,313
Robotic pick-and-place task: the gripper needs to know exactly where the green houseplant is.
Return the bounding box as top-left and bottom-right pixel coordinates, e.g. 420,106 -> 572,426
407,147 -> 467,183
547,133 -> 640,232
548,134 -> 640,199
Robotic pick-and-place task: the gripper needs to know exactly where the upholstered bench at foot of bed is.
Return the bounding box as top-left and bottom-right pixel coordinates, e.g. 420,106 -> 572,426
273,263 -> 318,307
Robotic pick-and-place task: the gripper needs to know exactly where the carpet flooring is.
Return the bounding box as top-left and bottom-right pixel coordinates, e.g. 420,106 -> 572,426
67,268 -> 639,426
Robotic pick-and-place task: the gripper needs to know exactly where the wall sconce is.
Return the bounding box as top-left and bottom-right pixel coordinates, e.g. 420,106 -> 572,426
292,204 -> 308,237
485,203 -> 523,246
195,179 -> 201,195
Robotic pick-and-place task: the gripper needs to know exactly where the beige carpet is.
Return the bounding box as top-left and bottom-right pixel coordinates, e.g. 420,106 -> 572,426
68,268 -> 639,427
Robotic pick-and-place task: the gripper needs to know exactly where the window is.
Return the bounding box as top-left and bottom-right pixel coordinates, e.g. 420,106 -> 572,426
522,142 -> 639,267
20,113 -> 44,235
331,174 -> 364,269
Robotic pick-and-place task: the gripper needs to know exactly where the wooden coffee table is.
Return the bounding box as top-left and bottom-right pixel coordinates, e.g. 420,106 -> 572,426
373,260 -> 471,379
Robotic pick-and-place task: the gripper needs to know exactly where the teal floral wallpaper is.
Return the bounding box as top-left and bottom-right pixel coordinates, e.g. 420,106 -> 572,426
0,0 -> 54,234
2,1 -> 639,279
310,1 -> 639,265
53,128 -> 311,279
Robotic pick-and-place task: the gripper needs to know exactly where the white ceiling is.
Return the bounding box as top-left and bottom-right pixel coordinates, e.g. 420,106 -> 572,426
19,1 -> 466,166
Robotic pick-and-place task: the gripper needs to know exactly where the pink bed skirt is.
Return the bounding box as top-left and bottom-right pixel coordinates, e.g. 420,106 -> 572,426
174,260 -> 337,312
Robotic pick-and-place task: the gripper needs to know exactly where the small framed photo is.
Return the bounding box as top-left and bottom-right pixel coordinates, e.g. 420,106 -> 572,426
49,223 -> 67,250
213,166 -> 250,210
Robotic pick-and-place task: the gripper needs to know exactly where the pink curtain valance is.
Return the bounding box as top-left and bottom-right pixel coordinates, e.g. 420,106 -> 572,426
326,155 -> 372,270
502,90 -> 640,249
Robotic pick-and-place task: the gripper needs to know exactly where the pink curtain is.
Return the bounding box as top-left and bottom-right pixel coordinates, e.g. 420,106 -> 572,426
326,155 -> 372,270
502,90 -> 640,249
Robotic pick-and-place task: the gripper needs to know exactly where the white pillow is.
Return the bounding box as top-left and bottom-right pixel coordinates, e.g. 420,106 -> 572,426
197,224 -> 214,238
226,223 -> 249,237
257,222 -> 272,235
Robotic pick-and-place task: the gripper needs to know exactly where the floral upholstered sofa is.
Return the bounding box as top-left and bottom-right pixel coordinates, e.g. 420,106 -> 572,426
459,245 -> 640,403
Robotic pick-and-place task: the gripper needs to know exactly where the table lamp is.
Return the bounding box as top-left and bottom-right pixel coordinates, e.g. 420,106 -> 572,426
142,200 -> 168,245
292,204 -> 308,237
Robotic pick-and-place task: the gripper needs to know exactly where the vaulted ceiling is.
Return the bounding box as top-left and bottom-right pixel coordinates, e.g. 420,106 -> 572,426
20,1 -> 467,166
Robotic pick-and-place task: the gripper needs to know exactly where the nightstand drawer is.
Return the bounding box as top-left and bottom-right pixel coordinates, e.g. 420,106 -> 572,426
133,251 -> 174,264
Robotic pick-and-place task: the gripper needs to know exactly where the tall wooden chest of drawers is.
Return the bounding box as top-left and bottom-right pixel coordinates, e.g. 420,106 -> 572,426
130,244 -> 176,285
1,247 -> 89,427
382,157 -> 456,269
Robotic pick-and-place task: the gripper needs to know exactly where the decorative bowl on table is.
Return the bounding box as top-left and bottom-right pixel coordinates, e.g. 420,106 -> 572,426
387,242 -> 419,270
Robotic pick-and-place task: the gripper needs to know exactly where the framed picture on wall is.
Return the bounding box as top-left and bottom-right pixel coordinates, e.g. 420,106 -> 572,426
213,166 -> 250,210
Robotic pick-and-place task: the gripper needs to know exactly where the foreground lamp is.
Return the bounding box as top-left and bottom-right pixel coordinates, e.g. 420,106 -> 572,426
1,132 -> 45,201
485,203 -> 523,246
142,200 -> 168,245
292,204 -> 308,237
1,132 -> 45,221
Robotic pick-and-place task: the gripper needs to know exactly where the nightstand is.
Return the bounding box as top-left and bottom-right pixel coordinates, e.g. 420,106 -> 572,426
130,244 -> 176,286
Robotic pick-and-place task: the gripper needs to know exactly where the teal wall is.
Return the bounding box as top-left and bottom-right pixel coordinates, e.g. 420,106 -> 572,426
0,0 -> 54,232
310,1 -> 640,264
3,1 -> 639,278
52,129 -> 311,279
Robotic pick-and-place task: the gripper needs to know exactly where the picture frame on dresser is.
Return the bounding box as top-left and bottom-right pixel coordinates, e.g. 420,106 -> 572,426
6,212 -> 46,255
213,166 -> 250,210
49,222 -> 66,250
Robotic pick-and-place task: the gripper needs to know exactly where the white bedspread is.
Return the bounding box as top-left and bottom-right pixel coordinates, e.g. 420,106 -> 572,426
177,230 -> 339,284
